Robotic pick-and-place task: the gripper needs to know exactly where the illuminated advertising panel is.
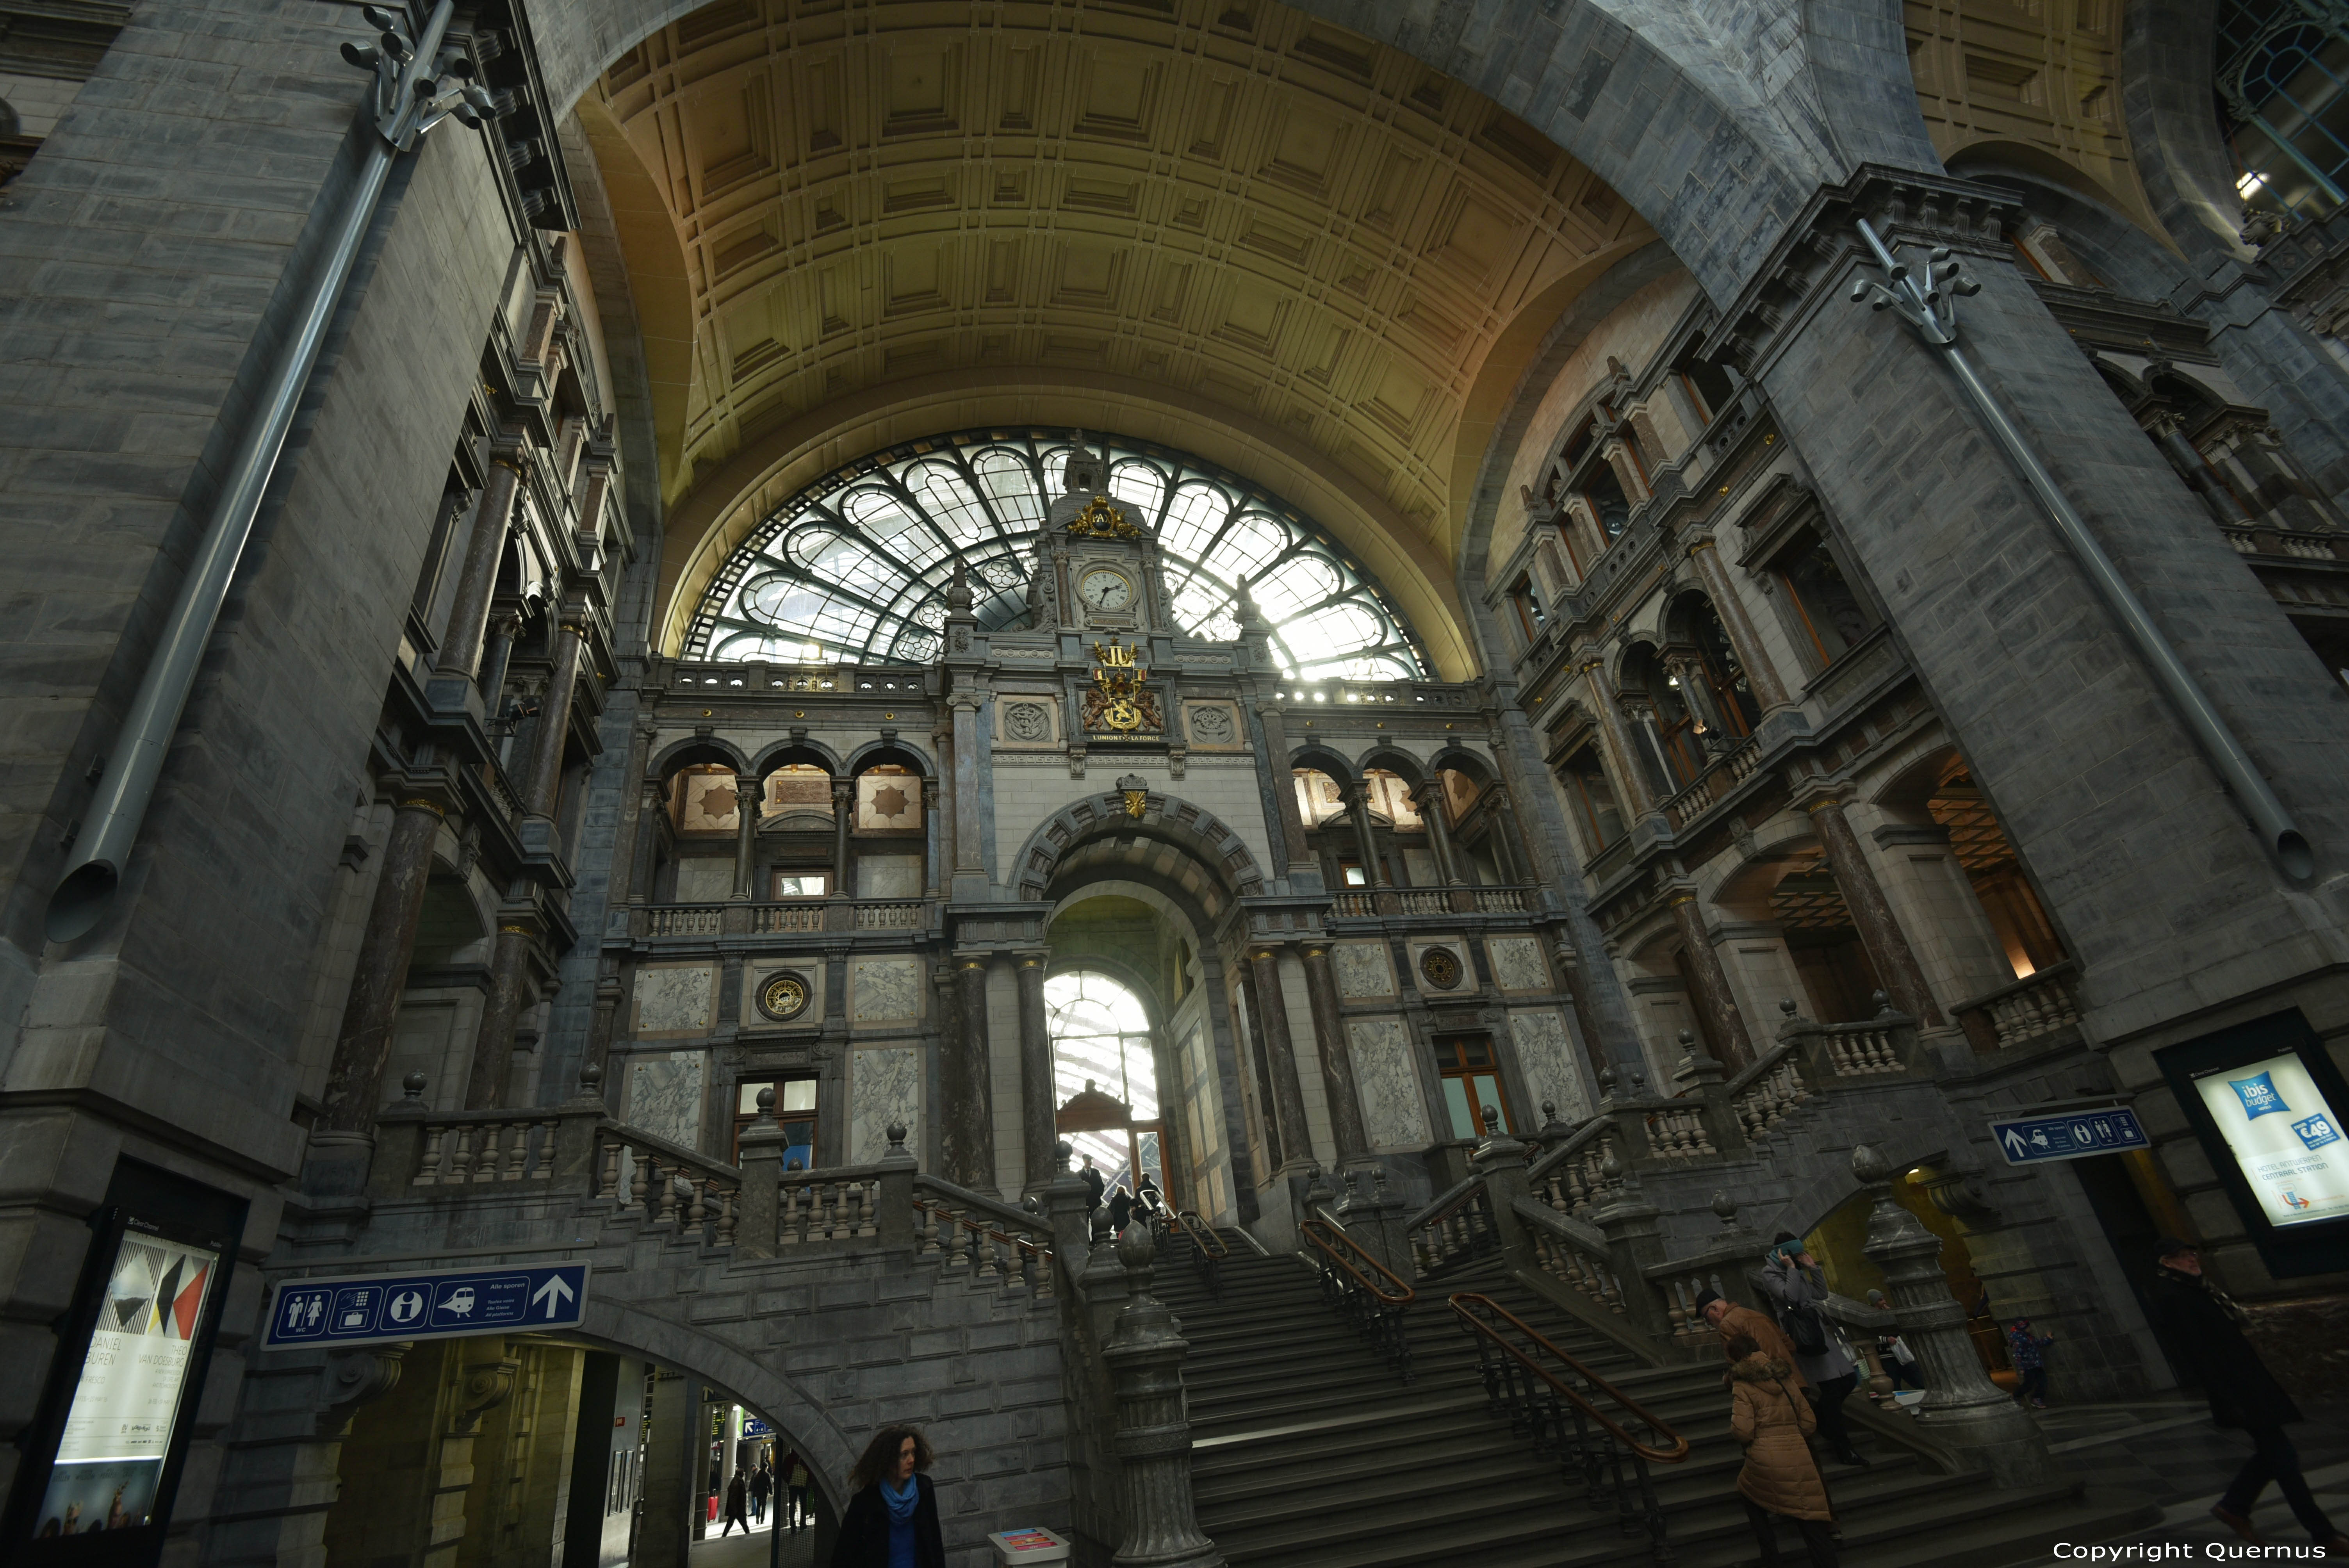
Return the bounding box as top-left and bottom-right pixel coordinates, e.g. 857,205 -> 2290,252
2192,1052 -> 2349,1230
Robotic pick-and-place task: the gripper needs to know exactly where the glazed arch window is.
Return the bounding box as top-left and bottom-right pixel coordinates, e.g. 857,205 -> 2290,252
1772,527 -> 1875,669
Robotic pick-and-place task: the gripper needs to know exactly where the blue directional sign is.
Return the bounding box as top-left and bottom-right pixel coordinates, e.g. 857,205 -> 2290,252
262,1263 -> 586,1349
1990,1108 -> 2149,1165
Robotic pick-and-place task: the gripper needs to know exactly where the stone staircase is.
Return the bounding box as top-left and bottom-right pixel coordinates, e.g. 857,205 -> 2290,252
1159,1234 -> 2155,1568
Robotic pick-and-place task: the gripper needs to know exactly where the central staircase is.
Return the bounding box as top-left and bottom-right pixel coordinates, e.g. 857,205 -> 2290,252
1157,1232 -> 2154,1568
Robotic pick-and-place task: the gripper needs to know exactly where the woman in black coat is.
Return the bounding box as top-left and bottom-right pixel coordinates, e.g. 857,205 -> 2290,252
829,1424 -> 945,1568
2146,1237 -> 2346,1549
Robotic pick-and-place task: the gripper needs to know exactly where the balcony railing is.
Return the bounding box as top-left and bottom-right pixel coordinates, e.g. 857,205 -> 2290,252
635,898 -> 937,938
1952,960 -> 2083,1054
1659,736 -> 1761,830
1330,885 -> 1536,919
2221,524 -> 2349,560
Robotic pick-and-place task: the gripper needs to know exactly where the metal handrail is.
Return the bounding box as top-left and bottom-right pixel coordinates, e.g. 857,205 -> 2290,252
1300,1219 -> 1415,1306
1163,1209 -> 1229,1258
909,1196 -> 1053,1262
1448,1293 -> 1690,1464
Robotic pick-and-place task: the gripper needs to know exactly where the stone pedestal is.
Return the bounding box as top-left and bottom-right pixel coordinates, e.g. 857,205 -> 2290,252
1855,1143 -> 2051,1485
1103,1224 -> 1226,1568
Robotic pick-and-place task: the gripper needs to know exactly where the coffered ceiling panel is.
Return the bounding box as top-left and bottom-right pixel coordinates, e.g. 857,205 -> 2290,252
586,0 -> 1653,661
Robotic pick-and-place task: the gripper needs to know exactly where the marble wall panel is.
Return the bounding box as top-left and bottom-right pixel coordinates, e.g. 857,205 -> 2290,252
1348,1018 -> 1430,1151
634,964 -> 716,1037
1488,937 -> 1551,992
672,857 -> 733,903
857,856 -> 924,898
1333,943 -> 1394,998
851,957 -> 923,1022
850,1044 -> 923,1163
627,1051 -> 707,1151
1510,1011 -> 1592,1124
1403,848 -> 1440,887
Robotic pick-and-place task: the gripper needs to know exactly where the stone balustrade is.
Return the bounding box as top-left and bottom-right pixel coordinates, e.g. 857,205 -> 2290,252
1952,960 -> 2083,1054
1659,735 -> 1761,830
630,897 -> 941,939
1774,994 -> 1927,1080
777,1169 -> 883,1244
596,1123 -> 742,1243
912,1173 -> 1057,1298
406,1109 -> 563,1185
1727,1048 -> 1811,1141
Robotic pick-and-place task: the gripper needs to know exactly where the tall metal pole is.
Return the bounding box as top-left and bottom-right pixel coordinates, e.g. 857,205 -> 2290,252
47,0 -> 495,941
1849,218 -> 2312,880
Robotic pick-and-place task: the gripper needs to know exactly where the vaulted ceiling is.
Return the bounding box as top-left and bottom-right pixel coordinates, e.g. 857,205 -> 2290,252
577,0 -> 1656,675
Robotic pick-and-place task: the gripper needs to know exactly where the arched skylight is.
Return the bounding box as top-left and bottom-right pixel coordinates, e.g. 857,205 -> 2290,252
684,429 -> 1427,679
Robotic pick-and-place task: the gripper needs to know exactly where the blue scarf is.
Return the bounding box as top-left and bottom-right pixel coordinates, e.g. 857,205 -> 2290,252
882,1474 -> 919,1568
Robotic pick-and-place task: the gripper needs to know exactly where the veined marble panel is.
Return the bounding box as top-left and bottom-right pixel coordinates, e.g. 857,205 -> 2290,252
634,964 -> 716,1036
1348,1018 -> 1429,1151
1488,937 -> 1551,993
851,957 -> 923,1022
850,1044 -> 923,1163
1510,1011 -> 1592,1124
1333,942 -> 1394,998
628,1051 -> 706,1151
857,856 -> 924,898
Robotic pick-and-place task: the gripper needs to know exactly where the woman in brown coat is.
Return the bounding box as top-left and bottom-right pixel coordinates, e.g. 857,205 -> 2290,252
1728,1333 -> 1838,1568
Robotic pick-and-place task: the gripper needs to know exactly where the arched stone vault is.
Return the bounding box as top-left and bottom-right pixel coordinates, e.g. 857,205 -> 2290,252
1010,791 -> 1267,908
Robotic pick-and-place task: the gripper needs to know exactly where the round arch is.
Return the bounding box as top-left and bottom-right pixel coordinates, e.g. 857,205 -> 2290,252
1353,745 -> 1429,789
747,738 -> 845,778
1009,791 -> 1266,906
842,739 -> 936,778
645,735 -> 752,780
1287,743 -> 1360,786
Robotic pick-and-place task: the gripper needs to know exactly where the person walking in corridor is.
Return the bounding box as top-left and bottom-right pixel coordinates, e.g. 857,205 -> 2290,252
1728,1332 -> 1839,1568
2146,1238 -> 2349,1552
786,1452 -> 811,1532
720,1470 -> 750,1538
2007,1318 -> 2055,1408
749,1460 -> 772,1524
1758,1235 -> 1870,1468
832,1424 -> 945,1568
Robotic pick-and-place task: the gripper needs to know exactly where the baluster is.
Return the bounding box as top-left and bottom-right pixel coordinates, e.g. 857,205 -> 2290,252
472,1122 -> 505,1183
627,1144 -> 650,1210
716,1183 -> 737,1246
414,1124 -> 447,1187
781,1180 -> 804,1244
686,1178 -> 709,1231
655,1163 -> 679,1225
597,1138 -> 619,1198
506,1121 -> 533,1180
450,1126 -> 478,1183
532,1120 -> 556,1179
857,1179 -> 877,1238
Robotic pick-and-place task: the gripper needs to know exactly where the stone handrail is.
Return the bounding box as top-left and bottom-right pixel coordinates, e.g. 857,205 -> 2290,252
1951,960 -> 2082,1054
752,902 -> 827,933
645,903 -> 725,936
777,1165 -> 886,1245
595,1122 -> 743,1242
1525,1114 -> 1613,1186
1659,735 -> 1761,830
856,900 -> 928,929
406,1108 -> 563,1186
1403,1172 -> 1486,1233
1774,996 -> 1925,1080
2221,522 -> 2349,559
911,1176 -> 1054,1297
1725,1045 -> 1812,1141
1526,1121 -> 1627,1217
1473,886 -> 1531,913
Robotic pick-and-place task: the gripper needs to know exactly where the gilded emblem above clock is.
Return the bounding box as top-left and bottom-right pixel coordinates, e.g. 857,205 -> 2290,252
1077,568 -> 1133,611
1067,494 -> 1139,539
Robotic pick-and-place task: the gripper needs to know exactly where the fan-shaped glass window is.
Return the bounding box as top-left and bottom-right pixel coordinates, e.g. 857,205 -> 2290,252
686,429 -> 1426,678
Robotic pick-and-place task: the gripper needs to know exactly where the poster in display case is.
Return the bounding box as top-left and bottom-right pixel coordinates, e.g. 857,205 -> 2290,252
1,1162 -> 244,1567
2161,1009 -> 2349,1278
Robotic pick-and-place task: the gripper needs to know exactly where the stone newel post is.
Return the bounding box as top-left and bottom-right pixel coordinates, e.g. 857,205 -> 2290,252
1853,1143 -> 2051,1485
1103,1222 -> 1226,1568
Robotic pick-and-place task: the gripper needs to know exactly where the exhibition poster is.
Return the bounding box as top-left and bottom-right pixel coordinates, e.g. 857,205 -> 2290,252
2194,1050 -> 2349,1230
31,1231 -> 220,1540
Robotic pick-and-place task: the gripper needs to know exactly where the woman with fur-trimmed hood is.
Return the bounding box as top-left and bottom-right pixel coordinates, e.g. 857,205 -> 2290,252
1727,1333 -> 1838,1567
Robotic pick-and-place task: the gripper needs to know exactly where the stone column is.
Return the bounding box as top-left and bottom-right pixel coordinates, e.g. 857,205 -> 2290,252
950,694 -> 987,897
1488,793 -> 1527,884
1663,650 -> 1730,743
830,777 -> 854,894
1666,887 -> 1754,1069
628,778 -> 664,905
1299,943 -> 1369,1169
1248,946 -> 1314,1170
463,918 -> 537,1110
1577,657 -> 1659,818
938,954 -> 998,1191
1102,1224 -> 1227,1568
478,608 -> 523,720
1254,698 -> 1314,875
1342,782 -> 1383,886
1411,780 -> 1464,887
1803,793 -> 1944,1026
921,777 -> 942,899
1855,1143 -> 2051,1485
318,793 -> 449,1147
1686,537 -> 1791,712
729,777 -> 761,901
524,618 -> 587,815
433,436 -> 526,684
1017,951 -> 1058,1193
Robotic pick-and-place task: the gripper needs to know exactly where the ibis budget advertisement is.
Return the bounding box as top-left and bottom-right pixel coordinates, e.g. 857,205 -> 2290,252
2195,1052 -> 2349,1230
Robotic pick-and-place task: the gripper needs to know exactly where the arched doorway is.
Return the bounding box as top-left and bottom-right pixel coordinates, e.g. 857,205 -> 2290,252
1048,970 -> 1165,1207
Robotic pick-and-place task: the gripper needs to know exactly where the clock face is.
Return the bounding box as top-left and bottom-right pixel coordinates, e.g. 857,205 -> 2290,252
1077,568 -> 1133,611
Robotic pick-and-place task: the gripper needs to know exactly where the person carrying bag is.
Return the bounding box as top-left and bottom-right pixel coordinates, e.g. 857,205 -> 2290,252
1728,1331 -> 1840,1568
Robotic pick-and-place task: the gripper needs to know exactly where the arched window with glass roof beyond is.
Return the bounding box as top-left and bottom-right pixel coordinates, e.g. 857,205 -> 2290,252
684,429 -> 1428,679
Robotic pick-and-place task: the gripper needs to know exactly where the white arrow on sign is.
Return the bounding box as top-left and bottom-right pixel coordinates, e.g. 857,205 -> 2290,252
2002,1128 -> 2027,1156
532,1275 -> 576,1319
